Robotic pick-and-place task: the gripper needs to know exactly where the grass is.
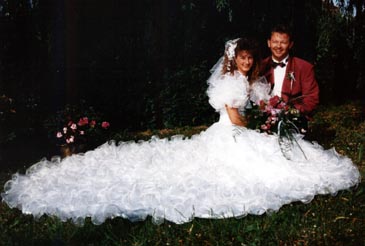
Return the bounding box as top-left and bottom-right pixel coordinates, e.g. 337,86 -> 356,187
0,101 -> 364,245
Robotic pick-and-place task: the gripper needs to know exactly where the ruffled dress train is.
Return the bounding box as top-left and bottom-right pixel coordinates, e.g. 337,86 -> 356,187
1,73 -> 361,225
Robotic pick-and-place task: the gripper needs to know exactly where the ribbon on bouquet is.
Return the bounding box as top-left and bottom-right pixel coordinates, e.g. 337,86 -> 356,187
232,125 -> 247,142
277,120 -> 308,160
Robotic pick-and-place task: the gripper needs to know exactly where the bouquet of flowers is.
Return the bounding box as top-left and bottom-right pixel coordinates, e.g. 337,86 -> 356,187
246,95 -> 307,160
246,95 -> 305,134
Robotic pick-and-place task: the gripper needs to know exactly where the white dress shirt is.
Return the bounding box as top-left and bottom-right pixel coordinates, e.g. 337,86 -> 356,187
271,55 -> 289,97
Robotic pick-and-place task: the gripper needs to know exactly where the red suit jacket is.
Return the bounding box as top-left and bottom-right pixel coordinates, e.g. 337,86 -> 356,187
260,56 -> 319,116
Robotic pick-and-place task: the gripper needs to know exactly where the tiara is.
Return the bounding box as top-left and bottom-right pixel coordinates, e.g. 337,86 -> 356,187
225,38 -> 239,71
225,38 -> 239,61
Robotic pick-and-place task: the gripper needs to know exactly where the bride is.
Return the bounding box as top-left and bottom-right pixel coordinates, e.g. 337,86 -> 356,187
1,38 -> 360,225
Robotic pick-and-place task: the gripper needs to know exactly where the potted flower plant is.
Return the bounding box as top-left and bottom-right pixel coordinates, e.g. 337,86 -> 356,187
44,104 -> 110,157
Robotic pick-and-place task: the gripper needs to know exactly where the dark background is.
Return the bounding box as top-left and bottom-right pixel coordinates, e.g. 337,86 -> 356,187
0,0 -> 364,169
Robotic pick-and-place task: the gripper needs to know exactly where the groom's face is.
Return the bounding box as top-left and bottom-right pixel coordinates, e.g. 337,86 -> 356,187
267,32 -> 293,62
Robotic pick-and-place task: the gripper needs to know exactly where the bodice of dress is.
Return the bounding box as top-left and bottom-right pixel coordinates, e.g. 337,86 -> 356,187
217,109 -> 231,125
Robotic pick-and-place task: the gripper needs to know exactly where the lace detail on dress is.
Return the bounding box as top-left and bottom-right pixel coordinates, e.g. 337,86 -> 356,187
249,76 -> 271,105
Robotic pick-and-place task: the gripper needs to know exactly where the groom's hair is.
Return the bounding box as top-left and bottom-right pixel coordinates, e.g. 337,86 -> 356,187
269,24 -> 293,41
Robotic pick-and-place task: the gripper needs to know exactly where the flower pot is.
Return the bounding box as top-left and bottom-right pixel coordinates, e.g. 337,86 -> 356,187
59,144 -> 87,158
59,145 -> 74,158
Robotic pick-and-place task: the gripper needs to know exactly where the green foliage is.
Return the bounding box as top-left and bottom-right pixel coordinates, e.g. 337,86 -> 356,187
214,0 -> 232,21
161,63 -> 214,128
0,95 -> 16,144
3,0 -> 364,132
0,93 -> 43,148
215,0 -> 230,11
315,1 -> 365,103
316,9 -> 344,62
140,62 -> 217,130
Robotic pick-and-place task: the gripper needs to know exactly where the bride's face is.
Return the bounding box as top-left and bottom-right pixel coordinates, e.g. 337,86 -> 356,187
235,50 -> 254,76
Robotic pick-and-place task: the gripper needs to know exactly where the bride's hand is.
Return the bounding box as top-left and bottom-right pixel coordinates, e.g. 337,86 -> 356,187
225,105 -> 247,127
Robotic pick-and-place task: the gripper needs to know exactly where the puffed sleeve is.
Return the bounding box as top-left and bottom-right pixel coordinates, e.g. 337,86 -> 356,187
249,76 -> 271,105
206,74 -> 249,111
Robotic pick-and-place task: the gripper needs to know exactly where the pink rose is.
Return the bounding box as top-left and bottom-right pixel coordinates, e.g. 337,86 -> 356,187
277,101 -> 286,109
270,109 -> 277,116
269,95 -> 280,107
78,117 -> 89,126
79,130 -> 85,135
101,121 -> 110,129
272,108 -> 282,116
265,105 -> 273,114
66,135 -> 74,143
56,132 -> 63,138
70,123 -> 77,130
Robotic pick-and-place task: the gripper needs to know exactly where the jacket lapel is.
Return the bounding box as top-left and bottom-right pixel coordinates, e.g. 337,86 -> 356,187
281,57 -> 294,102
262,58 -> 275,89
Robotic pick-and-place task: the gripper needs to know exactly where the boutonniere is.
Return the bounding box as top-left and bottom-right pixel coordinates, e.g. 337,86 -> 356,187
287,71 -> 295,81
287,71 -> 295,91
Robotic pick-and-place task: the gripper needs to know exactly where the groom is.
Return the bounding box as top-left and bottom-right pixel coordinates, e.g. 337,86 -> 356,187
260,25 -> 319,121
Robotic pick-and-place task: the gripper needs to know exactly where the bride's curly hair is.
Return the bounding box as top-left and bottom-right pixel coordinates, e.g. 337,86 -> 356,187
222,38 -> 261,84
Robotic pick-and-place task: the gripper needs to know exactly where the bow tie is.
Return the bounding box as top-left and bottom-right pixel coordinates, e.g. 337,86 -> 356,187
271,60 -> 286,68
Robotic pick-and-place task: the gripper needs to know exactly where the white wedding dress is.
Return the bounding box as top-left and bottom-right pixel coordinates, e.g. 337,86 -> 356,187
1,71 -> 360,225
